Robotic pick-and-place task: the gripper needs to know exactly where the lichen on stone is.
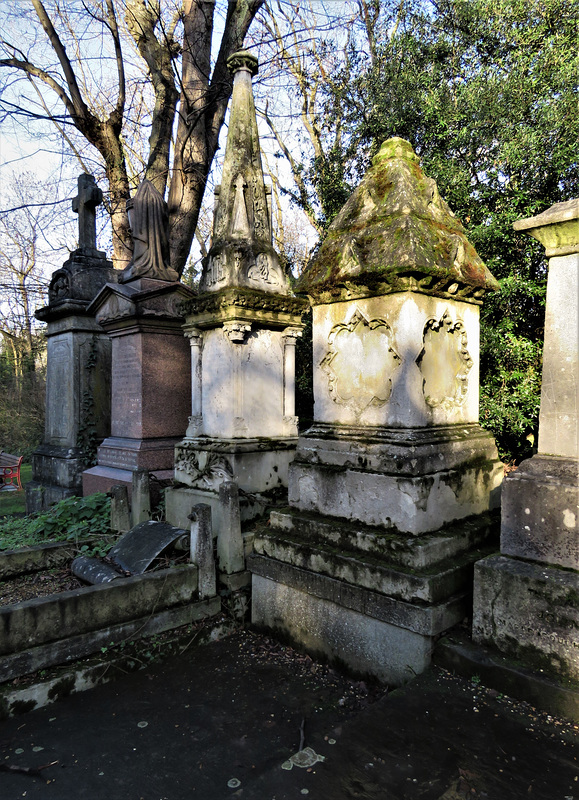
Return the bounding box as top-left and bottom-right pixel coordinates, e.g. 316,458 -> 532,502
296,137 -> 499,303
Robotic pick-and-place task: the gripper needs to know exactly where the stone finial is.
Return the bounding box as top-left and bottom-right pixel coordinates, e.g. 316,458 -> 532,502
121,180 -> 179,284
72,173 -> 103,254
199,51 -> 289,295
296,137 -> 499,303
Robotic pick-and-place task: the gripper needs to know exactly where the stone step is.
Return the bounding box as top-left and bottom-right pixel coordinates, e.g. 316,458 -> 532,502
253,526 -> 495,605
269,508 -> 498,570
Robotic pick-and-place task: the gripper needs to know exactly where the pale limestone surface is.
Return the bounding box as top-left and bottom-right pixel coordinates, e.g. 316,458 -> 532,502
472,199 -> 579,687
170,51 -> 306,521
250,139 -> 502,684
537,252 -> 578,458
313,293 -> 479,428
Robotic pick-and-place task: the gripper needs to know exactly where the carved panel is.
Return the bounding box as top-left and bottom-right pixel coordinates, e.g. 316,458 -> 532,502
321,308 -> 400,416
205,253 -> 226,287
417,310 -> 473,409
248,252 -> 282,288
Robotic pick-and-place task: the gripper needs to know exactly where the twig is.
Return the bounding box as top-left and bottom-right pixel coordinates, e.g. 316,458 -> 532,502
299,717 -> 306,751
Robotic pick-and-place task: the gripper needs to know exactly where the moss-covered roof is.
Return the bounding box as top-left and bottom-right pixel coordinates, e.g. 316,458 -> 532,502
296,138 -> 499,301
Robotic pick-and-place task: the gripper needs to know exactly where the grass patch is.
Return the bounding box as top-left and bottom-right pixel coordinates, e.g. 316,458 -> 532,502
0,463 -> 32,516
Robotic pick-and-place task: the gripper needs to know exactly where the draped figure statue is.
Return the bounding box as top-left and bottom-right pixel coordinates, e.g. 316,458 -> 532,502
121,180 -> 179,283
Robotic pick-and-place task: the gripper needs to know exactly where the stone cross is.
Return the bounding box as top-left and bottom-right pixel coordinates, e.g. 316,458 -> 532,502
72,173 -> 103,253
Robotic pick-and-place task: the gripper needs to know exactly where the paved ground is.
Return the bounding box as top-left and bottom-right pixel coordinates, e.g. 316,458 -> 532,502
0,630 -> 577,800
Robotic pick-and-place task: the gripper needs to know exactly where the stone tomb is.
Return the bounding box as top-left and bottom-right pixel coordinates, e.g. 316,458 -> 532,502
473,199 -> 579,685
166,51 -> 307,532
250,138 -> 503,684
83,181 -> 193,495
26,174 -> 117,512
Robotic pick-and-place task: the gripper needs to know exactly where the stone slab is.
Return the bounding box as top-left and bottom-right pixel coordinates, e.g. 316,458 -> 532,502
251,572 -> 433,685
25,482 -> 78,514
249,554 -> 468,637
472,554 -> 579,683
269,508 -> 498,569
174,439 -> 297,493
165,485 -> 266,532
500,455 -> 579,569
0,566 -> 198,656
97,435 -> 182,471
0,542 -> 80,581
0,597 -> 221,685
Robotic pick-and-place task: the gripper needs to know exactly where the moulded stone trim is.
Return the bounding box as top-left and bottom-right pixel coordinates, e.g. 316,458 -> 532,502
416,309 -> 473,410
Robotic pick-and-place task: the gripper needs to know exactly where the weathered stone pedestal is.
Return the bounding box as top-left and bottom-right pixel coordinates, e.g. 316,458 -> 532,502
250,138 -> 503,684
473,200 -> 579,690
166,51 -> 307,531
26,175 -> 117,512
82,277 -> 193,496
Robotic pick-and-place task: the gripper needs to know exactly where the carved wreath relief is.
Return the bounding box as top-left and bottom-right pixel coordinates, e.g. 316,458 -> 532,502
321,308 -> 401,416
416,310 -> 472,409
174,448 -> 234,489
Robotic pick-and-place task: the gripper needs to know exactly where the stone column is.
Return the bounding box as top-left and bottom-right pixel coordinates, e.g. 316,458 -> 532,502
473,198 -> 579,685
283,328 -> 302,425
184,326 -> 203,438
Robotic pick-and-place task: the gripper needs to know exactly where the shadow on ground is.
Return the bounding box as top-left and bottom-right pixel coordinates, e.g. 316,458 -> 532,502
0,630 -> 577,799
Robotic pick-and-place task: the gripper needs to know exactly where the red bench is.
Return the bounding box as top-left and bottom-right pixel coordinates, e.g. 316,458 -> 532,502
0,452 -> 23,490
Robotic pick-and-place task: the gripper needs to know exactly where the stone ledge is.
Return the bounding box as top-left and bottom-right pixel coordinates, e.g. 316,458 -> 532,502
269,508 -> 499,569
434,628 -> 579,722
249,554 -> 468,636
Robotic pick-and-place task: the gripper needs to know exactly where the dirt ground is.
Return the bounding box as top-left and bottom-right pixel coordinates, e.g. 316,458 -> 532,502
0,629 -> 577,800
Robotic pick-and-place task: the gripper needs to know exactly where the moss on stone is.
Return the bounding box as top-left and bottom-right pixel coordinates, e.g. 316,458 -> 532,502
296,137 -> 499,301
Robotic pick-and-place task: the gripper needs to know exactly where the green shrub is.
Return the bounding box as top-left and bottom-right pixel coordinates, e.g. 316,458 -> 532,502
0,492 -> 111,552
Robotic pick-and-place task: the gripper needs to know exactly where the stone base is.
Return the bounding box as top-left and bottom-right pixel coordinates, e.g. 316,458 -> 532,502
500,454 -> 579,570
289,423 -> 503,534
250,559 -> 466,685
25,482 -> 78,514
174,437 -> 298,493
26,445 -> 86,513
97,436 -> 182,472
82,465 -> 173,498
434,628 -> 579,722
249,509 -> 499,684
473,554 -> 579,684
165,485 -> 266,532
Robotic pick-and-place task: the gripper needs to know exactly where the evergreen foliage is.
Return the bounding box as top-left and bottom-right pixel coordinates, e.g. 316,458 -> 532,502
297,0 -> 578,461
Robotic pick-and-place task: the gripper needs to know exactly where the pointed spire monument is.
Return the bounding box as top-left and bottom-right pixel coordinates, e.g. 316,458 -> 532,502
200,50 -> 289,295
166,52 -> 308,544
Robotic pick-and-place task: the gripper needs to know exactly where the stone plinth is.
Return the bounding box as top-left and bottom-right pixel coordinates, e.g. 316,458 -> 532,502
82,278 -> 193,496
473,198 -> 579,690
250,138 -> 502,684
26,175 -> 117,513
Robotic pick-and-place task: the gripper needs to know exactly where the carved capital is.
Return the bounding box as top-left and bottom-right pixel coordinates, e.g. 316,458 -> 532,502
282,327 -> 303,344
223,321 -> 252,343
184,326 -> 203,346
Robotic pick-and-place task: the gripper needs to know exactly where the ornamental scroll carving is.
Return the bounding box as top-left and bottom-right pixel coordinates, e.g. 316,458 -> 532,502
416,310 -> 473,409
321,308 -> 400,416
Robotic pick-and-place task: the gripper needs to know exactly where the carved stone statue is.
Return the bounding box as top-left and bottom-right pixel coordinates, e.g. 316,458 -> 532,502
121,180 -> 179,283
